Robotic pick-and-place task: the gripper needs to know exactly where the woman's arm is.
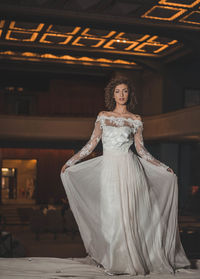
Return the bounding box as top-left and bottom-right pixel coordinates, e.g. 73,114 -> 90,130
134,116 -> 172,171
64,114 -> 102,168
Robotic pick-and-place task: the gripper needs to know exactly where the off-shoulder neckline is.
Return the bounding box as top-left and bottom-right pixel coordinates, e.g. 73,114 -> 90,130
97,114 -> 143,124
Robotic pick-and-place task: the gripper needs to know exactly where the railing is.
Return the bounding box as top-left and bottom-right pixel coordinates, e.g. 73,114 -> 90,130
0,105 -> 199,141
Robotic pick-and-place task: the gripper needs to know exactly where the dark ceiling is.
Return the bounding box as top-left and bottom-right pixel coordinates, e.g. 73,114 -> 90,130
0,0 -> 200,72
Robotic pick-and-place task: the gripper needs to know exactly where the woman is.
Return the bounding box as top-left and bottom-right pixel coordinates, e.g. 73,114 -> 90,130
61,77 -> 190,276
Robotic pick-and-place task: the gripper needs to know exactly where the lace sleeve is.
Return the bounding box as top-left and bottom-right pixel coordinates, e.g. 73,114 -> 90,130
65,115 -> 102,167
134,118 -> 169,170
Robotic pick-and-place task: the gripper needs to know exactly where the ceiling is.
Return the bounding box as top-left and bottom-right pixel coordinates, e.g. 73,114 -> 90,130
0,0 -> 200,72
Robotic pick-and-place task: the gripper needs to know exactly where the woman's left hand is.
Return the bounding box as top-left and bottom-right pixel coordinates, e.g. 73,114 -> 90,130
167,167 -> 174,173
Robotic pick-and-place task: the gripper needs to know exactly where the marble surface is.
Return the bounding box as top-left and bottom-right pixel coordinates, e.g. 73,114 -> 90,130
0,257 -> 200,279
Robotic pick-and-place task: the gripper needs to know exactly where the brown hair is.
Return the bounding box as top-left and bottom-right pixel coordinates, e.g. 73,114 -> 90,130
104,77 -> 137,112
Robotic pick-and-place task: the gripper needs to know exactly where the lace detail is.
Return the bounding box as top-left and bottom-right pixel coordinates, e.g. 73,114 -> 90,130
65,113 -> 169,171
97,115 -> 140,126
97,115 -> 143,134
65,117 -> 102,167
134,122 -> 169,170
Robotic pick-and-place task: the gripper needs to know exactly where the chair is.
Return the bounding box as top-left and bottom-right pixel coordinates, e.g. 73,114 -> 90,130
46,210 -> 63,240
63,209 -> 79,239
0,231 -> 13,257
17,207 -> 34,224
30,209 -> 46,240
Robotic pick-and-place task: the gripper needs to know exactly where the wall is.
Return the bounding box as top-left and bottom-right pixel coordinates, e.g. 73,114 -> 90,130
37,76 -> 106,116
163,62 -> 200,113
2,159 -> 37,200
0,72 -> 107,117
0,148 -> 75,204
141,70 -> 163,116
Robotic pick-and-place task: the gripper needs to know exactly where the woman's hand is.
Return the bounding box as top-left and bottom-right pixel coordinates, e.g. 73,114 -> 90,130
61,164 -> 69,173
167,167 -> 174,173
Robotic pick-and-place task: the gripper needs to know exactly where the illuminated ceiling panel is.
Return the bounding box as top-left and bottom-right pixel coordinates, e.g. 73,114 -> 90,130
142,0 -> 200,25
180,11 -> 200,25
141,6 -> 186,21
0,1 -> 198,71
0,50 -> 138,69
158,0 -> 200,8
0,20 -> 181,59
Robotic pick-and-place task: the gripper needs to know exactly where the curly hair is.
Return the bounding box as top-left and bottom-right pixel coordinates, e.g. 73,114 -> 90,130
105,77 -> 137,112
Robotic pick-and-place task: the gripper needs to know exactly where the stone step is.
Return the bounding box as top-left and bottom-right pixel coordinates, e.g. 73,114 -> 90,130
1,204 -> 35,225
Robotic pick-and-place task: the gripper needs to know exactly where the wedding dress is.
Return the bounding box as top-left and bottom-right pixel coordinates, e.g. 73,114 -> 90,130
60,113 -> 190,276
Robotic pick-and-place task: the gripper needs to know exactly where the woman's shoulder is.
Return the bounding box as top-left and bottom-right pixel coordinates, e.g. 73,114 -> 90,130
127,113 -> 142,121
97,111 -> 110,117
97,111 -> 142,120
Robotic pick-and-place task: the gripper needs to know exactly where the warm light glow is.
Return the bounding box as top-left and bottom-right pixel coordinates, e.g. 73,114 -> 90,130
1,167 -> 15,176
74,36 -> 107,48
0,50 -> 137,67
168,40 -> 178,45
47,25 -> 81,35
159,0 -> 200,8
0,20 -> 180,57
9,21 -> 44,32
0,20 -> 5,28
4,21 -> 44,42
4,86 -> 24,93
141,1 -> 200,25
2,168 -> 9,171
113,59 -> 130,65
40,33 -> 73,45
191,185 -> 199,195
96,58 -> 112,63
179,11 -> 200,25
79,57 -> 93,61
5,30 -> 40,42
141,5 -> 186,21
137,35 -> 151,42
71,36 -> 85,46
2,159 -> 37,201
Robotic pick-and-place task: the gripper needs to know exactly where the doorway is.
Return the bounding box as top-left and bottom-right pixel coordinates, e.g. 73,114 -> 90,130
1,159 -> 37,204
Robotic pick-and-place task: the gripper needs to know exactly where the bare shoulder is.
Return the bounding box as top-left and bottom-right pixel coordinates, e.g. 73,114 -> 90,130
98,111 -> 109,117
128,113 -> 142,121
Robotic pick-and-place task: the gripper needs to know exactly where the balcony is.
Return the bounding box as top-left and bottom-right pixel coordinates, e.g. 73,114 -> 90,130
0,105 -> 199,142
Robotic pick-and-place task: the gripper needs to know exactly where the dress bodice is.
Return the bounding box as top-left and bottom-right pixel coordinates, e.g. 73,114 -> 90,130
97,115 -> 142,153
65,113 -> 169,170
102,126 -> 133,152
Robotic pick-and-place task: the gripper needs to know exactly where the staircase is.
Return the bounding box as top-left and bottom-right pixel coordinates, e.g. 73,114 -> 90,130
0,203 -> 35,225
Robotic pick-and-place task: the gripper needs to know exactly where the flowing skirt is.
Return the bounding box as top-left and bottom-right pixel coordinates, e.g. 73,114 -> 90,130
60,149 -> 190,275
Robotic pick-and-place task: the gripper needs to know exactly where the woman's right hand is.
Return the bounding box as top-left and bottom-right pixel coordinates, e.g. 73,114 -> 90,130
61,164 -> 69,173
167,167 -> 174,173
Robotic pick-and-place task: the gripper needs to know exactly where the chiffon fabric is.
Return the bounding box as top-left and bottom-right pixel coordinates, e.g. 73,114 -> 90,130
60,113 -> 190,276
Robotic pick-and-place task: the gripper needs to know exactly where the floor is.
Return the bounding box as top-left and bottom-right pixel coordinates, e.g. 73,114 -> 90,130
0,257 -> 200,279
1,222 -> 200,278
3,224 -> 86,258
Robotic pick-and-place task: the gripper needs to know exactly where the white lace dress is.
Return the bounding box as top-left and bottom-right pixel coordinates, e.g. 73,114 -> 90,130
60,113 -> 190,276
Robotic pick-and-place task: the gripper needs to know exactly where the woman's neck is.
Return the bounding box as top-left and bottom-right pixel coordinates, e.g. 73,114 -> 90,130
113,105 -> 128,115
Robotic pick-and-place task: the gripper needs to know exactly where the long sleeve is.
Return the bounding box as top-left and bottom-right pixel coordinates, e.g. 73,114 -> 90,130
134,119 -> 169,170
65,116 -> 102,167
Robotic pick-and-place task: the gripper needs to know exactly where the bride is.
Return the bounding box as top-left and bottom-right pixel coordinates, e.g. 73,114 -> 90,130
61,77 -> 190,276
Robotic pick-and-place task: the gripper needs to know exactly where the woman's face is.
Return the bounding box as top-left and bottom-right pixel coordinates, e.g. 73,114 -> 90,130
113,83 -> 129,105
